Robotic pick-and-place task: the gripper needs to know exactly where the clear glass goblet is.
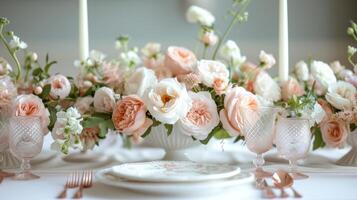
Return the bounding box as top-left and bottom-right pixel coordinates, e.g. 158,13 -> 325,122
275,117 -> 311,180
241,106 -> 279,178
9,116 -> 44,180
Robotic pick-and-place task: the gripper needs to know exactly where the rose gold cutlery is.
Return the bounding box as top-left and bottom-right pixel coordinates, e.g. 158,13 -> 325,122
261,179 -> 276,199
72,170 -> 93,199
57,171 -> 81,199
272,170 -> 302,198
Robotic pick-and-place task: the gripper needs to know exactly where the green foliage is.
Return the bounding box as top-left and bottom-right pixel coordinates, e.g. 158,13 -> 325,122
233,135 -> 245,143
82,115 -> 114,139
200,125 -> 222,145
141,117 -> 160,138
213,129 -> 231,139
312,126 -> 326,150
164,124 -> 173,136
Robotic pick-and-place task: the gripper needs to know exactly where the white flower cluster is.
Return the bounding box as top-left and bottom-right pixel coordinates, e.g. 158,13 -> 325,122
51,107 -> 83,153
9,35 -> 27,50
219,40 -> 246,68
186,5 -> 215,27
120,48 -> 141,68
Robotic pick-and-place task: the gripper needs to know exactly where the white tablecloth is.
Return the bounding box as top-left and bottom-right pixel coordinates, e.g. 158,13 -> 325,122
1,135 -> 357,200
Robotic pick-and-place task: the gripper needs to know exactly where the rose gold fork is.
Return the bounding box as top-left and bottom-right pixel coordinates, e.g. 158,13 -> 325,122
72,170 -> 93,199
57,171 -> 81,199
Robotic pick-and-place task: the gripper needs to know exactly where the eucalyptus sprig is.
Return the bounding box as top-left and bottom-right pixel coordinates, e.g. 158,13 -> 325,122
211,0 -> 251,59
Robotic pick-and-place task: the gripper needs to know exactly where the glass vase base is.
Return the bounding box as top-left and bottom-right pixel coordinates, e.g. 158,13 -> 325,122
13,171 -> 40,180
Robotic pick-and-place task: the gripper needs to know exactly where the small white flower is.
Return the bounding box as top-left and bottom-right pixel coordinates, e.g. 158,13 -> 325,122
259,50 -> 276,69
326,81 -> 356,110
219,40 -> 246,67
348,45 -> 357,56
186,5 -> 215,26
310,60 -> 337,93
141,43 -> 161,58
310,103 -> 326,125
125,67 -> 158,98
120,50 -> 141,67
330,61 -> 345,75
9,35 -> 27,49
65,107 -> 82,119
0,57 -> 12,76
88,50 -> 106,64
294,61 -> 309,81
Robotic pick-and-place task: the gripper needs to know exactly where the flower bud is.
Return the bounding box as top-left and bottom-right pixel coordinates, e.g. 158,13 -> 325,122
31,52 -> 38,62
347,27 -> 354,35
200,31 -> 218,46
34,86 -> 43,95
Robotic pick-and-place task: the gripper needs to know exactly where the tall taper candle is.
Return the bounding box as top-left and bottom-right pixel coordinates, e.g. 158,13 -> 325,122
79,0 -> 89,61
279,0 -> 289,83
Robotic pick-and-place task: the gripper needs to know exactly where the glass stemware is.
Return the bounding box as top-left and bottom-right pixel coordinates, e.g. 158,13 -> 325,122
9,116 -> 44,180
275,117 -> 311,180
241,106 -> 279,178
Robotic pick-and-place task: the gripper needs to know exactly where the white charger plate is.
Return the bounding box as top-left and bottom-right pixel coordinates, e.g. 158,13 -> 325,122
111,161 -> 241,183
96,168 -> 254,195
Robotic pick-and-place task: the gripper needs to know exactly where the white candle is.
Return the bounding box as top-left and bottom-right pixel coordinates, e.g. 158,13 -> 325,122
279,0 -> 289,83
79,0 -> 89,61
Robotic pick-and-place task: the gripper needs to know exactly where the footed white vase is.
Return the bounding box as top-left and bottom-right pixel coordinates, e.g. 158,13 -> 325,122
143,124 -> 200,160
336,130 -> 357,166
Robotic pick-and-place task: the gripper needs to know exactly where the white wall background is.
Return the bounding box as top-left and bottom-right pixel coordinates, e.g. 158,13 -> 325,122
0,0 -> 356,76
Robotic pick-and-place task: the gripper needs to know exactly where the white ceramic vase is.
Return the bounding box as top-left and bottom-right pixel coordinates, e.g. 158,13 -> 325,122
143,124 -> 200,160
336,130 -> 357,166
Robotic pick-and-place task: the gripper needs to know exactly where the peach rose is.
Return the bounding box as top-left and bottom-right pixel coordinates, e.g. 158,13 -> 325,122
213,78 -> 228,95
220,87 -> 260,136
320,119 -> 348,148
101,61 -> 123,88
13,94 -> 50,134
281,77 -> 305,101
112,95 -> 153,142
48,74 -> 71,100
164,46 -> 197,76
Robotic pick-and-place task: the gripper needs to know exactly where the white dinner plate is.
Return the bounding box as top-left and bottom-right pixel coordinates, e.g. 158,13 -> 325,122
111,161 -> 241,183
96,168 -> 254,195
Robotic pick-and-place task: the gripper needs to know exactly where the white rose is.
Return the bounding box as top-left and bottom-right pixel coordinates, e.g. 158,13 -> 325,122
125,67 -> 158,98
74,97 -> 93,114
253,71 -> 281,101
48,74 -> 71,100
325,81 -> 356,110
330,61 -> 345,75
93,87 -> 116,113
145,78 -> 192,124
259,50 -> 276,69
310,60 -> 336,93
219,40 -> 246,67
309,103 -> 326,126
196,60 -> 229,87
294,60 -> 309,81
186,5 -> 215,27
175,91 -> 219,140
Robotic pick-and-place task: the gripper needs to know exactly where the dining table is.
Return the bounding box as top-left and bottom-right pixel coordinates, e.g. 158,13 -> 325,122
1,135 -> 357,200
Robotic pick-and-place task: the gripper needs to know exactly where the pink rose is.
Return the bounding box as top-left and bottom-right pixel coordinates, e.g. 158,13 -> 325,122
164,46 -> 197,76
320,119 -> 348,148
74,96 -> 94,114
175,91 -> 219,140
48,74 -> 71,100
93,87 -> 116,113
281,78 -> 305,101
213,78 -> 228,95
101,61 -> 123,88
143,56 -> 164,70
13,94 -> 50,134
220,87 -> 260,136
154,66 -> 173,80
112,95 -> 153,142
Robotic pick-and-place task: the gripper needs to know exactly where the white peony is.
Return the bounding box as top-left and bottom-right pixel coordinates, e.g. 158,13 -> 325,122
325,81 -> 356,110
48,74 -> 71,100
259,50 -> 276,69
219,40 -> 246,67
93,87 -> 116,113
9,35 -> 27,49
175,91 -> 219,140
253,71 -> 281,102
310,60 -> 336,93
186,5 -> 215,27
196,60 -> 229,88
145,78 -> 192,124
294,60 -> 309,81
125,67 -> 158,98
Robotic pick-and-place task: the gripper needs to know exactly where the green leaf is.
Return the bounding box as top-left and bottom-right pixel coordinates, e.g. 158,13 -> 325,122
44,60 -> 57,74
312,127 -> 325,150
200,125 -> 222,145
47,106 -> 57,130
32,67 -> 43,76
213,129 -> 231,139
122,135 -> 132,149
40,84 -> 51,99
92,112 -> 112,119
141,126 -> 152,138
164,124 -> 173,136
233,135 -> 245,143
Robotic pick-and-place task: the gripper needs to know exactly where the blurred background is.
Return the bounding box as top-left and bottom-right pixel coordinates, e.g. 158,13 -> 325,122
0,0 -> 356,76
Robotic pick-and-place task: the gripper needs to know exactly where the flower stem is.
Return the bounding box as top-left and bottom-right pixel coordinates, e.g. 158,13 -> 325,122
202,44 -> 208,59
211,0 -> 251,60
0,25 -> 22,81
